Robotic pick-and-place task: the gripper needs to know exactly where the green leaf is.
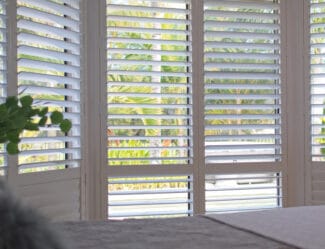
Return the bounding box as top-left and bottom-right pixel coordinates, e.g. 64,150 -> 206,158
0,104 -> 8,121
60,119 -> 72,133
24,122 -> 39,131
0,136 -> 7,143
50,111 -> 63,124
7,130 -> 20,143
20,95 -> 33,107
39,107 -> 49,117
38,116 -> 48,126
11,112 -> 27,129
5,96 -> 18,108
6,142 -> 19,155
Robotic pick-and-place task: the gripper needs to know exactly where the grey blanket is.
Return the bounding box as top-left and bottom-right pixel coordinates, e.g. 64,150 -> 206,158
58,216 -> 298,249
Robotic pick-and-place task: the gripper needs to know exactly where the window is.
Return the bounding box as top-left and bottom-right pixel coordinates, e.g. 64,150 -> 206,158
0,0 -> 321,221
106,0 -> 283,218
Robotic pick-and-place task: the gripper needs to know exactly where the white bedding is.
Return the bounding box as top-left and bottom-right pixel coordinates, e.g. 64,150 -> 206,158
211,206 -> 325,249
58,206 -> 325,249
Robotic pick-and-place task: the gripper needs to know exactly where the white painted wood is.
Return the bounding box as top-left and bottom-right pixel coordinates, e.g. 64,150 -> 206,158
192,0 -> 205,215
16,178 -> 80,221
304,0 -> 313,205
3,0 -> 83,222
107,165 -> 193,177
16,168 -> 80,186
82,0 -> 107,220
284,0 -> 306,207
6,0 -> 18,188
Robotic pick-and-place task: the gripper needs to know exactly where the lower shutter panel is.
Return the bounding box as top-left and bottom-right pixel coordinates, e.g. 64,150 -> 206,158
205,173 -> 282,213
108,176 -> 193,219
16,170 -> 81,221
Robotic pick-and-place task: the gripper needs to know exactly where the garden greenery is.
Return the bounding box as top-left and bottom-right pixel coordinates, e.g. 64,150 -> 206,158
0,95 -> 72,155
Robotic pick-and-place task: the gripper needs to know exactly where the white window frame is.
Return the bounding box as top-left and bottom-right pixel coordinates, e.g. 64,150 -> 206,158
81,0 -> 312,220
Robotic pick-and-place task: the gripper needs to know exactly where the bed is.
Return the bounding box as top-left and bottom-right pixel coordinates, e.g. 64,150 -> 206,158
57,206 -> 325,249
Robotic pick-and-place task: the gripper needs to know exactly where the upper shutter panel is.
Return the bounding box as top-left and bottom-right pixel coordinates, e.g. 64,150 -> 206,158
310,0 -> 325,162
204,0 -> 281,164
0,0 -> 6,176
107,0 -> 192,166
17,0 -> 81,173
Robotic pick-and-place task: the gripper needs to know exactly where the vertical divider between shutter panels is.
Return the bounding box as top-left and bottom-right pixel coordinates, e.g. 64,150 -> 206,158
79,0 -> 86,220
285,0 -> 306,206
6,0 -> 18,188
99,0 -> 108,220
191,0 -> 205,215
0,0 -> 7,178
279,0 -> 289,208
303,0 -> 312,205
82,0 -> 107,220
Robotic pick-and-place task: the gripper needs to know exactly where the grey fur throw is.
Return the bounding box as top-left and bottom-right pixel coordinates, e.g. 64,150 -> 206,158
0,180 -> 67,249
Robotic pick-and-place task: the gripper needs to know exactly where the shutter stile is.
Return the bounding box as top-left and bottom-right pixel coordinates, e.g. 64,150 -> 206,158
17,0 -> 81,173
204,0 -> 281,164
0,0 -> 6,176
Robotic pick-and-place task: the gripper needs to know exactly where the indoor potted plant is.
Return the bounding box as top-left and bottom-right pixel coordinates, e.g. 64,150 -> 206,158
0,95 -> 72,155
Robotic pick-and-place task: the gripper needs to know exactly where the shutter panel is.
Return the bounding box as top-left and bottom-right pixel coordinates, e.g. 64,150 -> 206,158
107,0 -> 192,218
311,1 -> 325,162
205,173 -> 282,213
17,0 -> 81,173
310,0 -> 325,204
108,176 -> 192,219
204,0 -> 281,164
0,0 -> 6,176
203,0 -> 282,213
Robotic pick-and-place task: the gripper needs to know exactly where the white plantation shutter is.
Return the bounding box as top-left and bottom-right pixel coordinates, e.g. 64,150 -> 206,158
202,0 -> 282,213
108,176 -> 193,218
310,0 -> 325,162
107,0 -> 192,218
205,173 -> 282,213
204,0 -> 281,164
16,0 -> 81,173
309,0 -> 325,205
0,0 -> 6,176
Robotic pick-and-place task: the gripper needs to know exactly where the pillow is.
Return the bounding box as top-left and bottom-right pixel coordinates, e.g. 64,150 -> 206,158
0,179 -> 67,249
